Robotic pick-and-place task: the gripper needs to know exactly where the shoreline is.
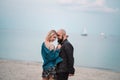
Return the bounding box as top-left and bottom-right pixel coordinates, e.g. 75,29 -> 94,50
1,58 -> 119,73
0,59 -> 120,80
76,65 -> 120,73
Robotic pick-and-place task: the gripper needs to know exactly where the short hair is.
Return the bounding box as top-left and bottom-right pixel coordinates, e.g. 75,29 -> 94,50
46,30 -> 57,41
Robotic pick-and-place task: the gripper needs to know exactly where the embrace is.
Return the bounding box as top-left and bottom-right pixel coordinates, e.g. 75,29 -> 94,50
41,29 -> 75,80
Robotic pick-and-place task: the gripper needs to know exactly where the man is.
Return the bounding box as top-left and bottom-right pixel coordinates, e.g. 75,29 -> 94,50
56,29 -> 75,80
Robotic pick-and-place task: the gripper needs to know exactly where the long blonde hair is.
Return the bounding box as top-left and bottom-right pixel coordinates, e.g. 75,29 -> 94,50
45,30 -> 57,42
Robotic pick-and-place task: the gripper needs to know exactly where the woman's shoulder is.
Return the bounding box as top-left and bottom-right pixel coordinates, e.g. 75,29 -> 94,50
44,41 -> 55,50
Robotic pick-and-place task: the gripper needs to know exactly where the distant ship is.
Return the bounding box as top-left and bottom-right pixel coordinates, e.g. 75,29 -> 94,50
100,32 -> 106,38
81,27 -> 88,36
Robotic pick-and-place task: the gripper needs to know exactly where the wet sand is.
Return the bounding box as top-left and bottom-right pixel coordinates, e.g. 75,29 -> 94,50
0,59 -> 120,80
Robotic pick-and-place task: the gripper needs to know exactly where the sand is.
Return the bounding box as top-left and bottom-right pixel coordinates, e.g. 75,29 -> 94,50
0,59 -> 120,80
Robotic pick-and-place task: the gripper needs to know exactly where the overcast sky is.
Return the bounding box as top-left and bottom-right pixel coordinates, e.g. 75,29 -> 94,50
0,0 -> 120,35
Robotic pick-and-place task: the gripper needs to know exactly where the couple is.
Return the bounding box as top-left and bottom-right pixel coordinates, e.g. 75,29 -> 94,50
41,29 -> 75,80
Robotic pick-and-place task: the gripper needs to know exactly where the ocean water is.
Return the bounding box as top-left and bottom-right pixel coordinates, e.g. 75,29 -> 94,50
0,29 -> 120,72
70,34 -> 120,72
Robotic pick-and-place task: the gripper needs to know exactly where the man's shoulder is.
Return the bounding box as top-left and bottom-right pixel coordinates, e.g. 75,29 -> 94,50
63,40 -> 73,49
63,39 -> 70,44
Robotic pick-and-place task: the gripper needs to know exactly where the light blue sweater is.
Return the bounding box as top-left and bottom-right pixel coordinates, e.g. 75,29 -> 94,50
41,42 -> 63,70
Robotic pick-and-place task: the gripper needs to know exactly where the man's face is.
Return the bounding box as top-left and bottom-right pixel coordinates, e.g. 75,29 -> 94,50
57,32 -> 64,44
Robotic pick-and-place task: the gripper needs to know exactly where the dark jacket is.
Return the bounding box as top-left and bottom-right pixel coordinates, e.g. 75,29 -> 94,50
56,39 -> 75,74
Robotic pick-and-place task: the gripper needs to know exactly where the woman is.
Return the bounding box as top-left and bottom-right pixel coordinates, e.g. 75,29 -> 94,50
41,30 -> 63,80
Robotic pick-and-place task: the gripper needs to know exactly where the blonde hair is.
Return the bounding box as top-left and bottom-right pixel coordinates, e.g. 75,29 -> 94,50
46,30 -> 57,41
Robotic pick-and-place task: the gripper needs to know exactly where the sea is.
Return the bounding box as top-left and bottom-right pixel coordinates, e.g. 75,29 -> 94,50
0,29 -> 120,72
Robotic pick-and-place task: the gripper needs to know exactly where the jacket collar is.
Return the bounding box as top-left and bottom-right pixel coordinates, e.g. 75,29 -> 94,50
61,39 -> 68,45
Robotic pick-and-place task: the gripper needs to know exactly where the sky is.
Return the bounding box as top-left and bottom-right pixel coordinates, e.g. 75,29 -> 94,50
0,0 -> 120,35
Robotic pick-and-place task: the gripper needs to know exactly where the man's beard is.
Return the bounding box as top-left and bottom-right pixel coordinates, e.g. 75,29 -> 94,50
57,36 -> 64,44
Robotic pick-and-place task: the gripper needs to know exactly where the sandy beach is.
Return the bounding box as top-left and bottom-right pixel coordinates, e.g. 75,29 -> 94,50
0,59 -> 120,80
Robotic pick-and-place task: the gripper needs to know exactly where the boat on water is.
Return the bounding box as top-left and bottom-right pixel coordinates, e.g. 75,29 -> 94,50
100,32 -> 106,38
81,27 -> 88,36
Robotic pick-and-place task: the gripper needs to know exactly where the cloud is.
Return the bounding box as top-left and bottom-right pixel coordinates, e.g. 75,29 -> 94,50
57,0 -> 119,13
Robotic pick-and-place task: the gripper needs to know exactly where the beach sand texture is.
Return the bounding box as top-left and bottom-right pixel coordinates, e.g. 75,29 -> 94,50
0,60 -> 120,80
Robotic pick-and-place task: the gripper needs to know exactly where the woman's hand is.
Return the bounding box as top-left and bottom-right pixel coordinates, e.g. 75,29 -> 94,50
56,44 -> 61,49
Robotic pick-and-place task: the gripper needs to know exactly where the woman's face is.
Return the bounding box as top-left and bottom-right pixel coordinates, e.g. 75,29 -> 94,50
49,34 -> 57,42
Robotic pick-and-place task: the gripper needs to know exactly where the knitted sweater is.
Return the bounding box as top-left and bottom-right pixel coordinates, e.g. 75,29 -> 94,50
41,42 -> 63,70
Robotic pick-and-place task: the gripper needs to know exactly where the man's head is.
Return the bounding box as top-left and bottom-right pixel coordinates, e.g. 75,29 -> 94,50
57,29 -> 67,44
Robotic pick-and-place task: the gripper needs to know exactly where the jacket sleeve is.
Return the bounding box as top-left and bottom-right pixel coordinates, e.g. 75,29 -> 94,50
65,43 -> 75,74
